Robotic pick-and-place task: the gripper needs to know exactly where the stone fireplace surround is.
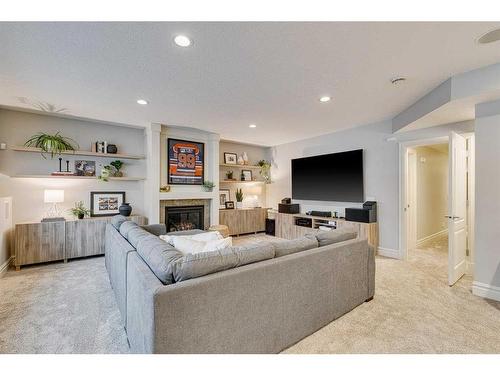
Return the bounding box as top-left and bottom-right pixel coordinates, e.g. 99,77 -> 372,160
160,199 -> 211,230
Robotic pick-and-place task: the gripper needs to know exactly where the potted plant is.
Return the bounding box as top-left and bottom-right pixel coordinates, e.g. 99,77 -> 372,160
69,201 -> 90,219
235,188 -> 244,209
226,170 -> 234,180
110,160 -> 124,177
202,181 -> 216,192
258,160 -> 272,183
24,132 -> 79,159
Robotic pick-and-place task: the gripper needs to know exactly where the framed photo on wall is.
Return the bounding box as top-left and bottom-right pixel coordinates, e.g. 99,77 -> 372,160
167,138 -> 205,185
225,201 -> 235,209
241,170 -> 253,181
90,191 -> 125,217
224,152 -> 238,165
219,189 -> 231,209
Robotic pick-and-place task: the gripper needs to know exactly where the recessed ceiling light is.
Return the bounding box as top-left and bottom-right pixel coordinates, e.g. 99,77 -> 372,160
391,77 -> 407,85
478,28 -> 500,44
136,99 -> 148,105
249,124 -> 257,128
174,35 -> 192,47
319,96 -> 331,103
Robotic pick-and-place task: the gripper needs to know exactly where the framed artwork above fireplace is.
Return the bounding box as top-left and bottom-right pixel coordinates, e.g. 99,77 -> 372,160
167,138 -> 205,185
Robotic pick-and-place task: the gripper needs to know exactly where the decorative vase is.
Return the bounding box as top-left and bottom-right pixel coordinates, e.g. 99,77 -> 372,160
242,152 -> 249,165
237,155 -> 244,165
119,203 -> 132,217
236,202 -> 243,209
114,170 -> 123,177
78,213 -> 84,220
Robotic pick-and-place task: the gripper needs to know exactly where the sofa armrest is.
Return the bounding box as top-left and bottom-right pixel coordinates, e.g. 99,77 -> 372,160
141,224 -> 167,236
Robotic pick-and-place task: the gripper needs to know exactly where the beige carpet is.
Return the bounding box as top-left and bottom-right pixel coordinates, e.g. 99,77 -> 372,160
1,234 -> 499,353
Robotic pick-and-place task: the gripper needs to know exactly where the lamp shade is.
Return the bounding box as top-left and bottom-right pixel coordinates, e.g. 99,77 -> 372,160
44,189 -> 64,203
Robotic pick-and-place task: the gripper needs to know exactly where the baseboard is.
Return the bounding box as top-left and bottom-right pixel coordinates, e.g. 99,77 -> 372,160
472,281 -> 500,302
377,247 -> 400,259
416,229 -> 447,247
0,256 -> 13,278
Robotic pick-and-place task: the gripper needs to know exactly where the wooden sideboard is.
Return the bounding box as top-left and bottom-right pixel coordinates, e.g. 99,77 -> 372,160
219,208 -> 267,236
14,215 -> 147,270
273,212 -> 379,249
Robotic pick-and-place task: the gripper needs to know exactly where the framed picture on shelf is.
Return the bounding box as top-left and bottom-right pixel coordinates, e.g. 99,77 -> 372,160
90,191 -> 125,217
225,201 -> 235,209
224,152 -> 238,165
219,189 -> 231,209
167,138 -> 204,185
75,160 -> 96,176
241,169 -> 253,181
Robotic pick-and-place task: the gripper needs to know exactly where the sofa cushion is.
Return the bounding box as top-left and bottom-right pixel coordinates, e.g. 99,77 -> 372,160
159,231 -> 220,246
136,235 -> 183,284
111,215 -> 128,230
141,224 -> 167,236
172,243 -> 275,282
119,220 -> 138,238
127,226 -> 152,248
171,236 -> 232,255
273,236 -> 318,258
314,229 -> 357,247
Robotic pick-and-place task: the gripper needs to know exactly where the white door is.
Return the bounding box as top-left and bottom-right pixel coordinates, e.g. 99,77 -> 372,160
407,149 -> 417,253
448,132 -> 467,286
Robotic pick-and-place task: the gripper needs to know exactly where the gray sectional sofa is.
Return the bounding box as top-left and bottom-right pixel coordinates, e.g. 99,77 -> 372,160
105,215 -> 375,354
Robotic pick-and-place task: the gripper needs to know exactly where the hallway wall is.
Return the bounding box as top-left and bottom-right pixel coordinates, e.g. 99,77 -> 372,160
415,145 -> 449,243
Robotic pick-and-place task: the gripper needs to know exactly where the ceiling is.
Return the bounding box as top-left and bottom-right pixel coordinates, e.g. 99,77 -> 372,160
1,22 -> 500,146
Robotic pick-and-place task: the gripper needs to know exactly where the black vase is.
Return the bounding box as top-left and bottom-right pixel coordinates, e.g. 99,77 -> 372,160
119,203 -> 132,217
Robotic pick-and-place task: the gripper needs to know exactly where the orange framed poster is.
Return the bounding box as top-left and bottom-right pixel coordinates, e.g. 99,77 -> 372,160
167,138 -> 205,185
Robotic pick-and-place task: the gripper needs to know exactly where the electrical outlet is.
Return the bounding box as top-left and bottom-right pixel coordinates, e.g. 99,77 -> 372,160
0,142 -> 6,150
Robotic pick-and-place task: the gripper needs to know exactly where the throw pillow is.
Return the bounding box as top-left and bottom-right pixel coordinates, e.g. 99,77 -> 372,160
171,236 -> 232,255
159,231 -> 222,246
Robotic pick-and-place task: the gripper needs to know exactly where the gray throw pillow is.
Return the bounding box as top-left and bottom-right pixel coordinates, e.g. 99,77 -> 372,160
314,229 -> 357,247
111,215 -> 128,230
273,236 -> 318,257
136,235 -> 183,285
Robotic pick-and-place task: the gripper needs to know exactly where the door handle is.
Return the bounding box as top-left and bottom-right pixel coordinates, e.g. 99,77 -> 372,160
445,215 -> 461,219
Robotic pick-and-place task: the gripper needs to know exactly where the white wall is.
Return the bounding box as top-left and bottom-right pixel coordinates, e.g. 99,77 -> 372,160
414,145 -> 448,242
0,109 -> 146,223
267,119 -> 474,254
473,100 -> 500,298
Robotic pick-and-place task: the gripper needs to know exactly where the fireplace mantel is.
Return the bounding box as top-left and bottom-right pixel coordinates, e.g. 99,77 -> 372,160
159,191 -> 217,201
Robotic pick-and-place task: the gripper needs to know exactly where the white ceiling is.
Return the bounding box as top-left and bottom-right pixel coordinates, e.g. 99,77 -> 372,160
1,22 -> 500,146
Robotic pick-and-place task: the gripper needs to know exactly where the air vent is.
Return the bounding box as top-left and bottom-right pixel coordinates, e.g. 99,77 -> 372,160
478,28 -> 500,44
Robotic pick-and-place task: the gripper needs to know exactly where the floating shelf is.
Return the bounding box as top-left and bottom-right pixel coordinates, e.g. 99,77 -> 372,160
219,164 -> 261,170
13,175 -> 145,181
219,180 -> 265,184
10,146 -> 145,160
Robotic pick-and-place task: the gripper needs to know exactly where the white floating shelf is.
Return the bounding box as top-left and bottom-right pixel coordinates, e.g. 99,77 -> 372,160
10,146 -> 145,160
219,164 -> 262,169
13,175 -> 145,181
219,180 -> 265,184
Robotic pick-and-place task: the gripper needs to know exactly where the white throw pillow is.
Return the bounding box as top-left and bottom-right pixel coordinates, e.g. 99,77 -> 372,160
171,236 -> 233,255
159,231 -> 222,246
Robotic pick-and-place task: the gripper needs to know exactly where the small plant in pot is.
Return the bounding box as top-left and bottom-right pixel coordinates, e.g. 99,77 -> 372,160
69,201 -> 90,219
258,160 -> 272,183
226,170 -> 234,180
110,160 -> 124,177
202,181 -> 216,192
24,132 -> 79,159
98,165 -> 112,182
235,188 -> 244,209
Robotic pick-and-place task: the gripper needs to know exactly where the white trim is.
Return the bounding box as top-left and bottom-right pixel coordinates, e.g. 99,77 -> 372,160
0,256 -> 13,278
377,247 -> 400,259
466,261 -> 474,276
416,229 -> 448,247
472,281 -> 500,302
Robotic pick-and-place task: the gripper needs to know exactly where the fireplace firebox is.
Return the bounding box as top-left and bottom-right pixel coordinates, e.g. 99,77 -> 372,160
165,205 -> 204,232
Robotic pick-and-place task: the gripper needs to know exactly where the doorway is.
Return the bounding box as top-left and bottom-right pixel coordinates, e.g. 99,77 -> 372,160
399,133 -> 475,286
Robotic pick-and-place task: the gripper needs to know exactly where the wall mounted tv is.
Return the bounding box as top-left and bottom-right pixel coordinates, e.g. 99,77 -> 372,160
291,149 -> 364,202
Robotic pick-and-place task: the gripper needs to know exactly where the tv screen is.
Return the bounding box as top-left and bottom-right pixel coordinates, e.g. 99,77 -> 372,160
291,149 -> 364,202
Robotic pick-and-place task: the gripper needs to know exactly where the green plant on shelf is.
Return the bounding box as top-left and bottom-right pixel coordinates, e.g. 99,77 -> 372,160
258,160 -> 272,183
235,188 -> 243,202
202,181 -> 216,192
110,160 -> 124,177
24,132 -> 79,159
98,165 -> 112,182
69,201 -> 90,219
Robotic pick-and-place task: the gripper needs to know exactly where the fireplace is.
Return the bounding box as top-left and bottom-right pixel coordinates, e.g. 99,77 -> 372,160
165,205 -> 205,232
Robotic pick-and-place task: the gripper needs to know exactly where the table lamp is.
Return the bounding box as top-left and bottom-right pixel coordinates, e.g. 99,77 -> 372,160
42,189 -> 66,222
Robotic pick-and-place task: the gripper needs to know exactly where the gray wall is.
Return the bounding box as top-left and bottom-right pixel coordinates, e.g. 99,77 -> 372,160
267,119 -> 474,254
0,109 -> 146,223
474,100 -> 500,290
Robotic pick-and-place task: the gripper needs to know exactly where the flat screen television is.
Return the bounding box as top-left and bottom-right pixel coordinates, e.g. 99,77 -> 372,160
291,149 -> 364,202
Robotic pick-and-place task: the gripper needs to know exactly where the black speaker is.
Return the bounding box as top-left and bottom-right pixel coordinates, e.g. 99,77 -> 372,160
345,207 -> 377,223
278,203 -> 300,214
265,218 -> 275,236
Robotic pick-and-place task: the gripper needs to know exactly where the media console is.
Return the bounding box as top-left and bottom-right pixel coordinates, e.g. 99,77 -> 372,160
271,211 -> 378,249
